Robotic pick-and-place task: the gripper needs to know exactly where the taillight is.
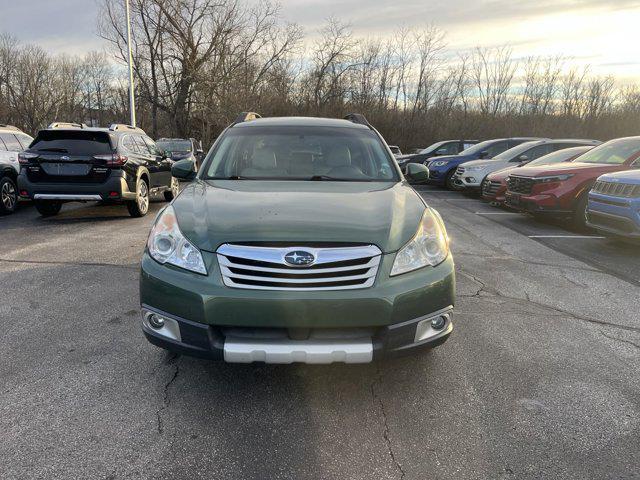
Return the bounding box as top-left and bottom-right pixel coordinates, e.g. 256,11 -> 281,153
18,152 -> 39,165
94,154 -> 128,167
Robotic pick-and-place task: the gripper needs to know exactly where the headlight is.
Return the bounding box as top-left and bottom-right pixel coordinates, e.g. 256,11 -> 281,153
535,174 -> 574,183
431,161 -> 448,167
147,205 -> 207,275
391,209 -> 450,276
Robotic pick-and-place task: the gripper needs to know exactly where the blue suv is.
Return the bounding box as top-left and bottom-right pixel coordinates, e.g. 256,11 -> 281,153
426,137 -> 543,189
587,170 -> 640,240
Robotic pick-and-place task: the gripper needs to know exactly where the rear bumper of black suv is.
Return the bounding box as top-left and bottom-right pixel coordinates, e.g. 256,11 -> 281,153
18,170 -> 137,202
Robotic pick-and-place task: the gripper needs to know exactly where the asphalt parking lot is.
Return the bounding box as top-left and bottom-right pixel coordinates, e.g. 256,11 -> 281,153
1,191 -> 638,480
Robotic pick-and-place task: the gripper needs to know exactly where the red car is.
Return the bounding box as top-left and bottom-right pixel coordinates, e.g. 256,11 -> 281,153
482,146 -> 594,204
504,137 -> 640,226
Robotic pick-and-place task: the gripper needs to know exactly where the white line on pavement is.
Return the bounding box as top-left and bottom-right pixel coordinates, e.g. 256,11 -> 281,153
474,212 -> 520,215
528,235 -> 606,239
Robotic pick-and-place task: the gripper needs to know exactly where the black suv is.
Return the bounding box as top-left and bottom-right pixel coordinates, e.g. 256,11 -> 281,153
18,123 -> 178,217
397,139 -> 478,171
156,137 -> 204,169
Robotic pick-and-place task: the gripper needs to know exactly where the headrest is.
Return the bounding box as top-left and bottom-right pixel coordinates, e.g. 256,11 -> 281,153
252,149 -> 277,169
326,145 -> 351,167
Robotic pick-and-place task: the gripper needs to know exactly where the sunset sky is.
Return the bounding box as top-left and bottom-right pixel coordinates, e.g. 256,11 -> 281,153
2,0 -> 639,82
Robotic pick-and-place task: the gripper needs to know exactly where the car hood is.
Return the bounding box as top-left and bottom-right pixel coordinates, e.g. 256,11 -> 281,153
460,159 -> 499,168
172,180 -> 426,253
169,151 -> 193,160
598,170 -> 640,184
487,166 -> 519,181
511,162 -> 627,177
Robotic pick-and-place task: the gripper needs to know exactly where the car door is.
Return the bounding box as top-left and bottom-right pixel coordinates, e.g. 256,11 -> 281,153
142,136 -> 172,186
128,135 -> 160,188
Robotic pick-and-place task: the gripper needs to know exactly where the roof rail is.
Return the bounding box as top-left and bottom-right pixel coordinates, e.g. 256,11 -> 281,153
0,124 -> 20,131
47,122 -> 88,130
108,123 -> 146,134
343,113 -> 371,127
233,112 -> 262,125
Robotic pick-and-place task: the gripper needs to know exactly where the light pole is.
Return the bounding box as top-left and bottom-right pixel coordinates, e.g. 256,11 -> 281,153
125,0 -> 136,127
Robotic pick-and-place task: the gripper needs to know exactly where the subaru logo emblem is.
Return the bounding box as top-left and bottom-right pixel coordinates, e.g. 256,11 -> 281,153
284,250 -> 315,266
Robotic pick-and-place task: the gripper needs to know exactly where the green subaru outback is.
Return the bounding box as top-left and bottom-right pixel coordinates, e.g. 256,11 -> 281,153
140,113 -> 455,364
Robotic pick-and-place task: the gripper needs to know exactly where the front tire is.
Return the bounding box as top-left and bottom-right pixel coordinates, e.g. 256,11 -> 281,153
445,169 -> 459,190
35,200 -> 62,217
127,177 -> 149,217
572,192 -> 589,229
164,177 -> 179,202
0,176 -> 18,215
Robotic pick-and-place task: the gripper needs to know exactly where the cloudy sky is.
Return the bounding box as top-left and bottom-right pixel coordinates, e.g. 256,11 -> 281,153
2,0 -> 639,81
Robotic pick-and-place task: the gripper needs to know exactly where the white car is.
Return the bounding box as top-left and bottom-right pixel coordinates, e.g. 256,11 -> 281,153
452,139 -> 602,190
0,124 -> 33,214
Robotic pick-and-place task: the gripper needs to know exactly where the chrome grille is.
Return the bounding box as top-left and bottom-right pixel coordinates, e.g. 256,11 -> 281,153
507,175 -> 535,195
216,244 -> 382,291
482,179 -> 501,196
592,180 -> 640,198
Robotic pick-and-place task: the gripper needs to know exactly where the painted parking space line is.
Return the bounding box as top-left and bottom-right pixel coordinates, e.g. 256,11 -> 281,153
528,235 -> 606,239
474,212 -> 521,215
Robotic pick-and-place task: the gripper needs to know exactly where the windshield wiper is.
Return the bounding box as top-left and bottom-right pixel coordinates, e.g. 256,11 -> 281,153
308,175 -> 355,181
36,147 -> 69,153
207,175 -> 250,180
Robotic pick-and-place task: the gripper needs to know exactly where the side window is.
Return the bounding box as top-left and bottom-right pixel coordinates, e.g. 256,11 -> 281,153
462,142 -> 475,150
142,136 -> 161,156
133,136 -> 150,155
442,142 -> 459,155
0,132 -> 22,152
15,134 -> 33,150
122,135 -> 140,154
522,144 -> 554,161
485,141 -> 509,158
0,136 -> 7,151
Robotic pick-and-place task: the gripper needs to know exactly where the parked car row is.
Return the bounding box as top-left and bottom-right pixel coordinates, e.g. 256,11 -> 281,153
0,122 -> 204,217
416,134 -> 640,238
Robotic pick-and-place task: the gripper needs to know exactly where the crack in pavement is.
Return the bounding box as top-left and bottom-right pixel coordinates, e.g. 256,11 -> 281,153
0,257 -> 138,270
156,354 -> 180,435
600,330 -> 640,350
371,365 -> 405,480
457,267 -> 640,334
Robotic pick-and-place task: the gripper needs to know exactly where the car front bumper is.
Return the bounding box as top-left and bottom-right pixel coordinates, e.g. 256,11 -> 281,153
586,194 -> 640,238
139,251 -> 456,363
504,191 -> 572,215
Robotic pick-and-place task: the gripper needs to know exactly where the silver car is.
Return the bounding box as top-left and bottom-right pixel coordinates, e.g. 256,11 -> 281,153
452,139 -> 602,190
0,124 -> 33,215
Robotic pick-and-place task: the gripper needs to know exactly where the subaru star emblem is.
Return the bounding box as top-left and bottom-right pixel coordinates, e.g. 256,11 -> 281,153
284,250 -> 315,266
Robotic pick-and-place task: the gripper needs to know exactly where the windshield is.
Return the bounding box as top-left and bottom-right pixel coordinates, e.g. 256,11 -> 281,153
157,140 -> 192,152
492,141 -> 539,161
576,138 -> 640,165
420,141 -> 447,154
204,126 -> 399,182
527,146 -> 591,166
459,139 -> 500,156
30,130 -> 112,155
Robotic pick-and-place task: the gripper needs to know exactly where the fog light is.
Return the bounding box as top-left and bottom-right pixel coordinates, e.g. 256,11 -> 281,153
148,313 -> 165,329
431,316 -> 446,330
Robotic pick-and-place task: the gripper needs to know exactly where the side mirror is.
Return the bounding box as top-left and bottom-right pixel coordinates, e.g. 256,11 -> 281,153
518,154 -> 529,162
405,162 -> 430,183
171,159 -> 196,181
435,148 -> 447,155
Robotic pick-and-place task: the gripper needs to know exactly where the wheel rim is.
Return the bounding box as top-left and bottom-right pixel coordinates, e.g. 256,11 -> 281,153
171,177 -> 179,196
1,181 -> 16,210
138,181 -> 149,213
